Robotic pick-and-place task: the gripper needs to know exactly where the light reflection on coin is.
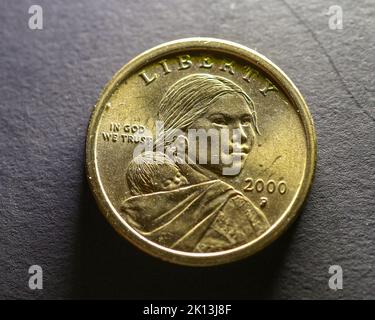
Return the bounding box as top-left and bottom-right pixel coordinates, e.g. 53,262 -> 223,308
86,38 -> 317,266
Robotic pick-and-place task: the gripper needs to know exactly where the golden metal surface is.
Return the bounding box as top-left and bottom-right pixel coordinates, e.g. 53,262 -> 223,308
85,38 -> 317,266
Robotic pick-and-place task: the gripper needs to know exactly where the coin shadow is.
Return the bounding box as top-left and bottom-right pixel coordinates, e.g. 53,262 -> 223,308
73,175 -> 301,299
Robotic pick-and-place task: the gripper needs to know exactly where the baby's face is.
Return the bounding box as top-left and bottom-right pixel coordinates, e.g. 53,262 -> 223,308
154,165 -> 188,191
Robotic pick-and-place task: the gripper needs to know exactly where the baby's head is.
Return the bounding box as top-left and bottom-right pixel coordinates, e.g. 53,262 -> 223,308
126,151 -> 188,196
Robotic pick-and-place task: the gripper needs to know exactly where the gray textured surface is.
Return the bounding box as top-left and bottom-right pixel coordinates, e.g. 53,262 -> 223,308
0,0 -> 374,299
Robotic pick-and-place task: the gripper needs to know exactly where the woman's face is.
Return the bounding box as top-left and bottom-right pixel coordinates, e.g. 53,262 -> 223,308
187,93 -> 255,176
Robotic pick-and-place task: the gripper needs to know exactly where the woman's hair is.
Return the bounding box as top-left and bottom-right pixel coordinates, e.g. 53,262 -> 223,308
126,151 -> 179,195
157,73 -> 259,146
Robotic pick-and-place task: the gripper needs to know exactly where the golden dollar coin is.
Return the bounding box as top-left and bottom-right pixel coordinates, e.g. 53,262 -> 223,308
86,38 -> 317,266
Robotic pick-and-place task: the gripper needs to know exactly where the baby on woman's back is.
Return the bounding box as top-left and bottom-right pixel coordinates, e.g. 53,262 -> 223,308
126,151 -> 188,196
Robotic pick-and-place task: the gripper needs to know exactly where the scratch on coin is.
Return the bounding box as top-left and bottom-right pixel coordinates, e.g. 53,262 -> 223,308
261,155 -> 282,177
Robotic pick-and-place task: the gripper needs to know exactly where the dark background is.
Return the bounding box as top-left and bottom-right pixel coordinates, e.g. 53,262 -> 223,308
0,0 -> 374,299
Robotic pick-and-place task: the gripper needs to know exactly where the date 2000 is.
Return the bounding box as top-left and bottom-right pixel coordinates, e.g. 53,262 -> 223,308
244,178 -> 287,195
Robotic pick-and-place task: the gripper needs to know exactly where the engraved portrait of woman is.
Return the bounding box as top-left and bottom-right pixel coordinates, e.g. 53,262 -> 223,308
121,73 -> 270,253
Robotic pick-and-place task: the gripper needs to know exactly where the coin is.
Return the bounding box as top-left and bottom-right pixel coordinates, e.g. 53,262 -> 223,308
86,38 -> 317,266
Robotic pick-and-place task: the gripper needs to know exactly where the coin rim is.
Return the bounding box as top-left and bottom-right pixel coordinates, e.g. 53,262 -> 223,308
85,37 -> 317,266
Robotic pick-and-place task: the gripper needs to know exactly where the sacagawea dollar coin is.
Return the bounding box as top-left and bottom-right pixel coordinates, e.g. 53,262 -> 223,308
86,38 -> 316,266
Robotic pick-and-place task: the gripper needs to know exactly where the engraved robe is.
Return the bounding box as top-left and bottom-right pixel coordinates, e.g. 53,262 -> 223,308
120,180 -> 270,253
